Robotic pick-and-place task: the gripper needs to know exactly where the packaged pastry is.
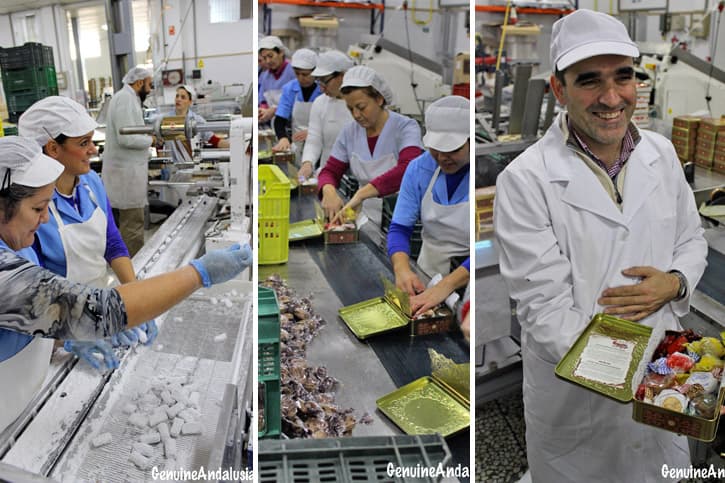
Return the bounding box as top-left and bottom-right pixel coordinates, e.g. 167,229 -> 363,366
654,389 -> 688,413
685,372 -> 718,393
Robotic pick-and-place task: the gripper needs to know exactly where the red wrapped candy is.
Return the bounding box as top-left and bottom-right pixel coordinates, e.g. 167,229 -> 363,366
666,352 -> 695,373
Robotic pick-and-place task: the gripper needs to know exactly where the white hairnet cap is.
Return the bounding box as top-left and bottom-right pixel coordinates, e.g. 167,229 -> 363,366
122,66 -> 153,84
312,51 -> 354,77
0,136 -> 64,189
259,36 -> 285,52
423,95 -> 470,152
551,10 -> 639,71
19,96 -> 98,147
178,84 -> 196,100
291,48 -> 317,70
341,66 -> 394,105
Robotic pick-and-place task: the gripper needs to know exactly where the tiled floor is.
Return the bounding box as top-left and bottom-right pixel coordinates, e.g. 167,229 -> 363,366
475,390 -> 528,483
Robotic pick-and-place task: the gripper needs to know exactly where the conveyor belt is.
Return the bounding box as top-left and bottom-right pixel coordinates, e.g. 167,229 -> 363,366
699,248 -> 725,306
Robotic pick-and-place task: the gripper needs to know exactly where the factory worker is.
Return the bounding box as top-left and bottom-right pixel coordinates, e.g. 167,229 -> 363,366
493,10 -> 707,482
18,96 -> 157,369
318,66 -> 424,224
271,48 -> 322,159
0,136 -> 252,434
298,50 -> 355,181
160,85 -> 229,163
388,96 -> 470,317
102,66 -> 155,256
258,36 -> 295,122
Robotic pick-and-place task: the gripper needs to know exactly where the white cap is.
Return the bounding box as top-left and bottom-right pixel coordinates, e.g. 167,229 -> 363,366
122,66 -> 153,84
178,84 -> 196,100
259,36 -> 285,52
341,66 -> 394,105
18,96 -> 98,147
551,10 -> 639,72
422,96 -> 470,152
312,51 -> 354,77
0,136 -> 64,189
291,48 -> 318,70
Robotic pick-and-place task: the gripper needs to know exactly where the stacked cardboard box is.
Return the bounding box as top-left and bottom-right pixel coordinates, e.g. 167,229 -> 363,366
631,82 -> 651,128
695,117 -> 725,170
671,115 -> 700,162
476,186 -> 496,240
713,116 -> 725,174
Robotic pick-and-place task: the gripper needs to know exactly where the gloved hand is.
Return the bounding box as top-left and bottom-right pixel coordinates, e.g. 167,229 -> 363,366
63,340 -> 119,371
111,320 -> 158,347
110,328 -> 138,347
190,243 -> 253,287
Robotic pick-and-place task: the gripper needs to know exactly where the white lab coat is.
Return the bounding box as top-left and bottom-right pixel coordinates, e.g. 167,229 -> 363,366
301,95 -> 352,169
102,84 -> 153,209
494,113 -> 708,483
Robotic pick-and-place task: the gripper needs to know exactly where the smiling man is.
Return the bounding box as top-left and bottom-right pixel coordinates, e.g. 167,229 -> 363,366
493,9 -> 707,482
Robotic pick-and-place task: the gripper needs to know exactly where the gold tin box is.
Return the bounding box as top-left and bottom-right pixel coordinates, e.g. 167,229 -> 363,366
377,362 -> 469,437
555,314 -> 725,441
324,225 -> 359,244
289,204 -> 324,241
338,278 -> 454,339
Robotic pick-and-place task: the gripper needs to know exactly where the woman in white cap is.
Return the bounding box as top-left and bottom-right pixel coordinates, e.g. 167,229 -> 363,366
298,50 -> 355,181
18,96 -> 157,366
0,136 -> 251,434
161,85 -> 229,163
271,48 -> 322,157
318,65 -> 424,224
258,36 -> 295,122
388,96 -> 470,320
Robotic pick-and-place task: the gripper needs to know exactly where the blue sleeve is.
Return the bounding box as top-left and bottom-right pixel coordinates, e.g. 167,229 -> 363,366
461,257 -> 470,271
391,155 -> 427,228
275,81 -> 296,120
104,195 -> 130,262
387,222 -> 414,258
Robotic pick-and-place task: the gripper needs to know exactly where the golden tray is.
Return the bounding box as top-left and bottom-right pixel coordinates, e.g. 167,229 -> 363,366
376,376 -> 470,438
289,219 -> 324,241
338,297 -> 409,339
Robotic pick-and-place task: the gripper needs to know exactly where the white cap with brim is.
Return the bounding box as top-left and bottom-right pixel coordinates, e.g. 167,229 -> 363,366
312,51 -> 354,77
19,96 -> 98,147
0,136 -> 65,189
122,66 -> 153,84
550,9 -> 639,72
341,66 -> 394,105
422,95 -> 470,152
291,48 -> 318,70
178,84 -> 196,100
259,36 -> 285,52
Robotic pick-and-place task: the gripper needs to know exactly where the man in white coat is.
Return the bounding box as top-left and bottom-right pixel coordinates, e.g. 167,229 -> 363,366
102,66 -> 155,256
494,10 -> 708,482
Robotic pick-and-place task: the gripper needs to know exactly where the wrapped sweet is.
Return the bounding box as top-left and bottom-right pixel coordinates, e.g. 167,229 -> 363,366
685,372 -> 718,393
688,393 -> 719,419
642,372 -> 675,395
647,357 -> 673,375
654,389 -> 688,413
693,354 -> 724,372
666,352 -> 695,373
688,337 -> 725,357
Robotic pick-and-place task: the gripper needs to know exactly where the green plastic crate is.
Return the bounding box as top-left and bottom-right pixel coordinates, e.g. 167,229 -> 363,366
258,434 -> 453,483
0,43 -> 54,70
258,285 -> 281,439
2,66 -> 57,93
258,164 -> 291,265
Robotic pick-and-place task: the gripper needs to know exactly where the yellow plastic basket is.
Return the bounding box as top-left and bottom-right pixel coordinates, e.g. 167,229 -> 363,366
258,164 -> 291,264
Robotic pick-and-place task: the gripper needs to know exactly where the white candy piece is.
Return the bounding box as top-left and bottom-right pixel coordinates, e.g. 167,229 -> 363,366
167,402 -> 185,418
148,409 -> 167,427
210,297 -> 218,305
213,333 -> 227,343
188,392 -> 200,409
136,328 -> 148,344
181,422 -> 202,435
223,299 -> 233,308
158,422 -> 171,441
160,390 -> 175,406
178,408 -> 201,423
129,451 -> 151,470
91,432 -> 112,448
170,417 -> 184,438
139,431 -> 161,445
132,442 -> 155,458
173,316 -> 183,322
122,403 -> 136,415
164,438 -> 177,458
128,413 -> 148,428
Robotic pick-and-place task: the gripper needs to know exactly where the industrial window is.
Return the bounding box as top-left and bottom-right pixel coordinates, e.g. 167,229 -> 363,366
209,0 -> 251,23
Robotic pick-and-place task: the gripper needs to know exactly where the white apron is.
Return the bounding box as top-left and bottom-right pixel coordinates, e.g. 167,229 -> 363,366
291,100 -> 313,162
264,89 -> 283,109
349,152 -> 396,226
417,167 -> 470,277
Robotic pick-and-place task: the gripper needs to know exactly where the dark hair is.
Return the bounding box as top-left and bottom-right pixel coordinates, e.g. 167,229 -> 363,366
260,47 -> 282,54
0,184 -> 40,223
40,134 -> 68,155
554,68 -> 566,86
340,85 -> 386,107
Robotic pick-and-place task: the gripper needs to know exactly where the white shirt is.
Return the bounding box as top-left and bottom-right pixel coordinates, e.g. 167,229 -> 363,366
301,95 -> 352,166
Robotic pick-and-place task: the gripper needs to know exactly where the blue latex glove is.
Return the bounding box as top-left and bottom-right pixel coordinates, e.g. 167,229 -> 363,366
110,328 -> 138,347
190,243 -> 252,287
63,340 -> 119,370
136,320 -> 158,346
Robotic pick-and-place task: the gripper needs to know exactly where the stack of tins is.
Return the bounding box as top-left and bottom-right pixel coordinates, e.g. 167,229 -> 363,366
631,81 -> 652,129
694,117 -> 725,171
671,115 -> 700,163
475,186 -> 495,241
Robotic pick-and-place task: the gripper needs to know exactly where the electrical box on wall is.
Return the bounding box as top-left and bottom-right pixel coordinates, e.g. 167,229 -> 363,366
192,69 -> 202,79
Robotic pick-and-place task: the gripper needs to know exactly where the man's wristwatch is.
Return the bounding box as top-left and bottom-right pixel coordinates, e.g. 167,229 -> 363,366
669,270 -> 688,301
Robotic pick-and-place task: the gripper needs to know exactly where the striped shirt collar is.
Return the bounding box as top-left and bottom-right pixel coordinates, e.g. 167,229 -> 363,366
566,116 -> 641,179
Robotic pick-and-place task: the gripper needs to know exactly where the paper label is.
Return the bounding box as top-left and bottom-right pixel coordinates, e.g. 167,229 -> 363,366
574,334 -> 635,387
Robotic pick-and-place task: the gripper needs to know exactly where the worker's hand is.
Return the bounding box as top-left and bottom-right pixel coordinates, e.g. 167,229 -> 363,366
299,162 -> 314,180
292,130 -> 308,142
132,320 -> 158,346
190,243 -> 253,287
111,328 -> 139,347
598,266 -> 681,321
258,107 -> 276,123
272,138 -> 291,153
395,266 -> 425,297
321,186 -> 344,222
410,282 -> 451,317
64,340 -> 119,371
330,194 -> 363,225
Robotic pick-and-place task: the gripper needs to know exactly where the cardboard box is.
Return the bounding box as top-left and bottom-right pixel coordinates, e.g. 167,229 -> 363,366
671,126 -> 698,141
673,115 -> 700,129
699,117 -> 725,134
453,52 -> 470,85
